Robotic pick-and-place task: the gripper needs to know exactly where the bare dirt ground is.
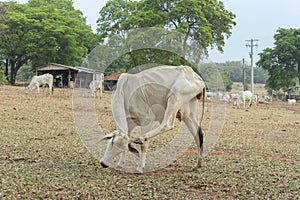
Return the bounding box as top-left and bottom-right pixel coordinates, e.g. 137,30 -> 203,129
0,85 -> 299,199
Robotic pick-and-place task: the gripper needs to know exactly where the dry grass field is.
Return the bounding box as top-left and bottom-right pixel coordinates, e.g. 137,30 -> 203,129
0,85 -> 299,199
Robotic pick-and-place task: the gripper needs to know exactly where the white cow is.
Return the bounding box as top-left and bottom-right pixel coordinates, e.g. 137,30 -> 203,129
235,90 -> 253,109
252,95 -> 258,106
287,99 -> 296,105
264,95 -> 272,103
100,65 -> 206,173
230,93 -> 239,107
220,93 -> 230,103
25,73 -> 53,94
230,93 -> 239,100
89,74 -> 104,98
206,91 -> 214,102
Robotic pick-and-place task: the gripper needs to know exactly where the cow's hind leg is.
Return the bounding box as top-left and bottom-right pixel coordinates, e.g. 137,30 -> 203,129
183,117 -> 203,170
181,98 -> 204,170
196,126 -> 204,168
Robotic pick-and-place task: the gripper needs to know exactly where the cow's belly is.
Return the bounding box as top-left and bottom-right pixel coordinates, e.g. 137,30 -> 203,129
127,84 -> 170,126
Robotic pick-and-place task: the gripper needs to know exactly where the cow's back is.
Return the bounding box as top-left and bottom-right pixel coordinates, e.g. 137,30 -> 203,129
239,90 -> 252,100
33,73 -> 53,84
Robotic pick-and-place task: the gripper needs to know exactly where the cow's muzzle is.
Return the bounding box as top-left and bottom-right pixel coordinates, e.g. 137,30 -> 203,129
100,161 -> 109,168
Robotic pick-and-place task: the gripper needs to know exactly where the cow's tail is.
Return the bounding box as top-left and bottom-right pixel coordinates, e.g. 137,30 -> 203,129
198,87 -> 206,155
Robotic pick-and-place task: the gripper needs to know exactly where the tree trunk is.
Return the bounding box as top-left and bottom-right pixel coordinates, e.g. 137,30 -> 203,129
298,62 -> 300,86
5,58 -> 8,81
10,61 -> 16,85
9,60 -> 24,85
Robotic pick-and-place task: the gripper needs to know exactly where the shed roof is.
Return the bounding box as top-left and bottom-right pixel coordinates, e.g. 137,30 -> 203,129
36,63 -> 102,74
104,72 -> 124,81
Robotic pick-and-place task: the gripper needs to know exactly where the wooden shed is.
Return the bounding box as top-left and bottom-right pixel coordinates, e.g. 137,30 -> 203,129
104,72 -> 124,90
36,63 -> 102,88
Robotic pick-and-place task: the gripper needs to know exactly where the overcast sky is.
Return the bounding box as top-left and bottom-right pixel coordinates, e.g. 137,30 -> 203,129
12,0 -> 300,64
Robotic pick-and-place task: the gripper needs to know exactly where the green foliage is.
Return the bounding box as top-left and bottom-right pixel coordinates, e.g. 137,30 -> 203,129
15,64 -> 35,83
85,28 -> 199,74
221,70 -> 233,91
200,65 -> 232,92
96,0 -> 236,72
256,28 -> 300,91
201,61 -> 268,91
217,61 -> 268,84
97,0 -> 139,41
98,0 -> 236,53
0,0 -> 98,84
0,69 -> 8,85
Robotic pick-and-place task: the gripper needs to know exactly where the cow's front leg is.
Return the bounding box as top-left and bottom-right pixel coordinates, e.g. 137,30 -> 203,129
36,84 -> 40,93
117,151 -> 127,168
99,88 -> 103,99
136,97 -> 180,143
135,140 -> 148,173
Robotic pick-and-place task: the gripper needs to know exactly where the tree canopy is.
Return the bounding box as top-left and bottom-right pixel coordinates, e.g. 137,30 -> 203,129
96,0 -> 236,70
0,0 -> 98,84
256,28 -> 300,91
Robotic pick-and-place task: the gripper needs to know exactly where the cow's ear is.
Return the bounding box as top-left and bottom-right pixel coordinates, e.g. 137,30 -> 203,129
100,132 -> 116,141
128,143 -> 139,157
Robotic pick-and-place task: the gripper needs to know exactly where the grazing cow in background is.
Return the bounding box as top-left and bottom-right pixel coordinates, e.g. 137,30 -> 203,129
230,93 -> 239,107
252,95 -> 258,106
235,90 -> 253,109
287,99 -> 296,105
206,91 -> 213,102
264,95 -> 272,103
25,73 -> 53,94
258,95 -> 271,104
220,93 -> 230,103
89,73 -> 104,98
100,65 -> 206,173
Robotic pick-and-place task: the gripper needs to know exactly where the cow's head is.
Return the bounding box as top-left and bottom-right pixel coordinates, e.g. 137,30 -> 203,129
100,130 -> 139,168
25,83 -> 36,94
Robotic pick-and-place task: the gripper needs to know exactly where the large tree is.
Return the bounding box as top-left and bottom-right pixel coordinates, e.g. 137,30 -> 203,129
0,0 -> 97,85
96,0 -> 235,69
256,28 -> 300,91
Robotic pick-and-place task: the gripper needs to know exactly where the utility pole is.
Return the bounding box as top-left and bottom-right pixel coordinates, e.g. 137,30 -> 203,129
242,58 -> 246,91
246,39 -> 258,94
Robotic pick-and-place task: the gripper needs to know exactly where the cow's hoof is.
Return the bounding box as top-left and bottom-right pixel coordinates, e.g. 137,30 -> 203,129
100,161 -> 109,168
116,165 -> 122,169
192,167 -> 201,172
195,160 -> 202,169
133,138 -> 143,144
133,170 -> 142,174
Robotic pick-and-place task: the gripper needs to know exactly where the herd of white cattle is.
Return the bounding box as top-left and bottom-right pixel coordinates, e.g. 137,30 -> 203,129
25,73 -> 104,98
206,89 -> 297,107
23,66 -> 297,173
25,73 -> 298,108
206,90 -> 273,108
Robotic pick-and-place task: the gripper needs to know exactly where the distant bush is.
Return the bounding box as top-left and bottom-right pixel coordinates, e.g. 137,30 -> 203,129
0,70 -> 8,85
